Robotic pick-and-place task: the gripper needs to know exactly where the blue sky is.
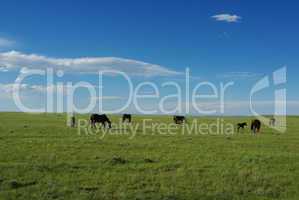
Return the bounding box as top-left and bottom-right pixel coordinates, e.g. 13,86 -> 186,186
0,0 -> 298,115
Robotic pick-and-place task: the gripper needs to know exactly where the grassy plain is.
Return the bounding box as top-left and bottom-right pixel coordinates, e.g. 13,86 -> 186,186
0,113 -> 299,200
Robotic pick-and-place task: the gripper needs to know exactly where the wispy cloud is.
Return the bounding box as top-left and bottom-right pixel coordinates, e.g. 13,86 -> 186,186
0,83 -> 29,93
1,82 -> 298,114
167,100 -> 299,115
91,96 -> 124,100
0,37 -> 15,48
217,72 -> 263,80
0,83 -> 32,99
212,14 -> 241,23
0,83 -> 125,101
0,51 -> 180,77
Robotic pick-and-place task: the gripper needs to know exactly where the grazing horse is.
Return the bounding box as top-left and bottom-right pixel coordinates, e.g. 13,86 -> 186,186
173,116 -> 186,124
90,114 -> 112,128
251,119 -> 261,134
237,122 -> 247,133
122,114 -> 132,123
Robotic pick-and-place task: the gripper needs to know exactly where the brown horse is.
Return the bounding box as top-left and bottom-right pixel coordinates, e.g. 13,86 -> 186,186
251,119 -> 261,134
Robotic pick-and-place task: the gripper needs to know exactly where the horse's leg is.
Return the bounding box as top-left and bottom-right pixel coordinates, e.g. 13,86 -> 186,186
107,120 -> 112,129
252,126 -> 255,134
90,120 -> 95,128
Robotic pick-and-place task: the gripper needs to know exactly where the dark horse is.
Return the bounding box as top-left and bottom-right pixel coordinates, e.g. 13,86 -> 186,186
173,116 -> 186,124
251,119 -> 261,134
237,122 -> 247,132
90,114 -> 112,128
122,114 -> 132,123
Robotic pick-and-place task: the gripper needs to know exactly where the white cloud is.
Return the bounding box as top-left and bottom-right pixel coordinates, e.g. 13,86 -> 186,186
0,83 -> 29,93
1,82 -> 299,114
166,100 -> 299,115
0,83 -> 29,99
0,51 -> 180,77
0,83 -> 125,101
212,14 -> 241,23
217,72 -> 263,80
217,100 -> 299,109
0,37 -> 15,47
0,68 -> 8,72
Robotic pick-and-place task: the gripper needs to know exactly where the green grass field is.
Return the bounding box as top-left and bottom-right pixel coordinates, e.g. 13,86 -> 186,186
0,113 -> 299,200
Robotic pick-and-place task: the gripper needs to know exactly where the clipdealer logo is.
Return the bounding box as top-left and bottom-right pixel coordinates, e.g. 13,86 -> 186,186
250,67 -> 287,132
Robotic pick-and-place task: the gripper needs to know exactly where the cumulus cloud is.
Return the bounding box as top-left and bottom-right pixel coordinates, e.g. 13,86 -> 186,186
212,14 -> 241,23
0,51 -> 180,77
